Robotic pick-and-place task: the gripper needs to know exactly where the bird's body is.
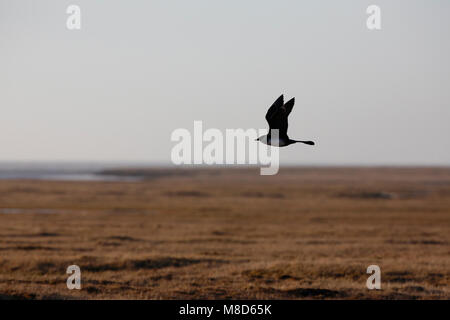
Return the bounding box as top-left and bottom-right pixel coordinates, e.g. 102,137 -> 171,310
256,135 -> 297,147
257,95 -> 315,147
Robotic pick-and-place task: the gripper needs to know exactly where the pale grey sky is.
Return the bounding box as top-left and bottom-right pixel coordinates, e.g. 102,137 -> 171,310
1,0 -> 449,165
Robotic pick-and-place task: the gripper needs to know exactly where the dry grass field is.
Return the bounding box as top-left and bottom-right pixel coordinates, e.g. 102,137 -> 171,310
0,167 -> 449,299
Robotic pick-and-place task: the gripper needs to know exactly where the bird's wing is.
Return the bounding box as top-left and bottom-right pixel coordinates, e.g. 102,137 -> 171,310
265,95 -> 295,138
265,95 -> 284,124
283,97 -> 295,116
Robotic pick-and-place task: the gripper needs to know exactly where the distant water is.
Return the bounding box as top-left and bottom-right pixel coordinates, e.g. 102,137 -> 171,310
0,162 -> 152,181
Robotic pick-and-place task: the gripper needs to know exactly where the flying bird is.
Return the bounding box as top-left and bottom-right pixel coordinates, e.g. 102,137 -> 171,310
256,95 -> 315,147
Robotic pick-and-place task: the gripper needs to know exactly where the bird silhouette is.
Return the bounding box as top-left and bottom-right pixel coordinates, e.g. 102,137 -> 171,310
256,94 -> 315,147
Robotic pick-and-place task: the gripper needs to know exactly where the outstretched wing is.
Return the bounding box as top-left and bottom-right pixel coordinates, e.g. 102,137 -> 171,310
283,97 -> 295,117
265,96 -> 295,138
265,95 -> 284,124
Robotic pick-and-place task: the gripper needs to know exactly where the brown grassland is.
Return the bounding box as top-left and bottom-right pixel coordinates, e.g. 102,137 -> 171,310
0,167 -> 449,299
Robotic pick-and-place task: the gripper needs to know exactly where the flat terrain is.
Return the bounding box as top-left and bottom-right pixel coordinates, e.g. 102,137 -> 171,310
0,167 -> 449,299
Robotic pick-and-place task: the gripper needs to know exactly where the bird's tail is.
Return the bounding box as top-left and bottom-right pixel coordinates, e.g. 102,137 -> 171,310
295,140 -> 315,145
